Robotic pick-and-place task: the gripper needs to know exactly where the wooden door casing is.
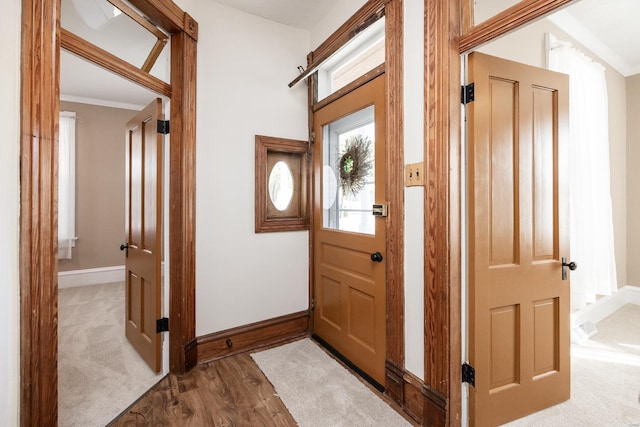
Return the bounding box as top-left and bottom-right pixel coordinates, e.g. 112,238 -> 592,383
313,75 -> 387,385
467,52 -> 570,426
21,0 -> 200,423
125,98 -> 163,373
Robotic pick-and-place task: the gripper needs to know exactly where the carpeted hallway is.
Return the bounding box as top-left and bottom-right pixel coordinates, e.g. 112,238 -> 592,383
58,282 -> 163,427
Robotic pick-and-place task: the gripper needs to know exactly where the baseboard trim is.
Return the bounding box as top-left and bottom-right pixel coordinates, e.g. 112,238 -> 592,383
572,285 -> 640,328
58,265 -> 125,288
422,384 -> 447,426
383,362 -> 435,425
402,370 -> 426,423
196,311 -> 310,364
184,338 -> 198,372
385,360 -> 404,405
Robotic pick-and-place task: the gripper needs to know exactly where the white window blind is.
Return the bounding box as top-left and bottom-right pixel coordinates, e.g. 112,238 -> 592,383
58,111 -> 76,260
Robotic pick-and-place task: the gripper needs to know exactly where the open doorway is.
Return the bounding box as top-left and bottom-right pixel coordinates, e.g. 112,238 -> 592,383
20,0 -> 198,424
461,1 -> 639,424
57,10 -> 171,419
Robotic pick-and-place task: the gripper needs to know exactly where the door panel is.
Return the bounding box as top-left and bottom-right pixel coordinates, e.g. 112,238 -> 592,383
313,75 -> 386,385
468,52 -> 570,426
125,98 -> 163,373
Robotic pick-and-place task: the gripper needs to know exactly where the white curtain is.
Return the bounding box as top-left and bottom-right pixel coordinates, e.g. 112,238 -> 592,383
547,34 -> 618,309
58,111 -> 76,260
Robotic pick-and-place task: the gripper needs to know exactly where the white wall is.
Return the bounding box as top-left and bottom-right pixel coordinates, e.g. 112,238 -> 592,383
189,1 -> 311,335
310,0 -> 369,50
403,0 -> 425,380
0,0 -> 21,424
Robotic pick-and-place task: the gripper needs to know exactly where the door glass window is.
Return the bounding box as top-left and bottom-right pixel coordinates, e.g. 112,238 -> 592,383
322,105 -> 375,235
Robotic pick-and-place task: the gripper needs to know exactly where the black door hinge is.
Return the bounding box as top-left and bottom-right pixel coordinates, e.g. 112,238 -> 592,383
462,362 -> 475,387
461,83 -> 475,104
311,297 -> 315,311
157,120 -> 170,135
156,317 -> 169,333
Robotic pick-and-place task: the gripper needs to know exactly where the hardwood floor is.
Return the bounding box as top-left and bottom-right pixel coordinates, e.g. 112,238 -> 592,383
109,354 -> 296,426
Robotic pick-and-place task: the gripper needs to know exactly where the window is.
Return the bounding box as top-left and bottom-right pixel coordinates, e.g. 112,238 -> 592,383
255,135 -> 309,232
322,105 -> 376,235
58,111 -> 77,259
316,17 -> 385,101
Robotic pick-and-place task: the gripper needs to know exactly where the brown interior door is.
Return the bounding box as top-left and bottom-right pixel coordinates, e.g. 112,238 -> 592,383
467,52 -> 570,426
124,98 -> 163,373
312,75 -> 387,385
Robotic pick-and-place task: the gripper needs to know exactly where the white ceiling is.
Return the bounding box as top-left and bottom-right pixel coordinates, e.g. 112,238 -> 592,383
60,0 -> 640,109
213,0 -> 341,30
550,0 -> 640,76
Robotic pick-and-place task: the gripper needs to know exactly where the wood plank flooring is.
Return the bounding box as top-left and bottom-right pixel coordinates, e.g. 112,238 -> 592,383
109,354 -> 296,426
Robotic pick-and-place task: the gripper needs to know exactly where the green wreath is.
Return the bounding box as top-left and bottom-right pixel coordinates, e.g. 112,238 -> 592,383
338,134 -> 373,197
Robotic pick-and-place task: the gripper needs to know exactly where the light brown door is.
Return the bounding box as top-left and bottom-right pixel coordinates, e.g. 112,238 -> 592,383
124,98 -> 163,373
312,75 -> 386,385
467,52 -> 570,426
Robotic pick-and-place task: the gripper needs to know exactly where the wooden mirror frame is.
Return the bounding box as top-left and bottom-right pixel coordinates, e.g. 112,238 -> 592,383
20,0 -> 197,425
255,135 -> 310,233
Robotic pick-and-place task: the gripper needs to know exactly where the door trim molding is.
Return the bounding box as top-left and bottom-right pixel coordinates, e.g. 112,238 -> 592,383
383,0 -> 405,404
20,0 -> 198,424
20,3 -> 59,425
460,0 -> 573,52
422,1 -> 462,424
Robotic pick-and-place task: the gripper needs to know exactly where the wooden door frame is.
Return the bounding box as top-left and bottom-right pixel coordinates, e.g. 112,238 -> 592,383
20,0 -> 197,425
426,0 -> 578,424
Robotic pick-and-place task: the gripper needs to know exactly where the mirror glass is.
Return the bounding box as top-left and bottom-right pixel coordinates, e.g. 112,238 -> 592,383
269,161 -> 294,211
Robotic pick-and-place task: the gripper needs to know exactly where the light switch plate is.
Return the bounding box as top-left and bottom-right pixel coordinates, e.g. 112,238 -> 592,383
405,162 -> 424,186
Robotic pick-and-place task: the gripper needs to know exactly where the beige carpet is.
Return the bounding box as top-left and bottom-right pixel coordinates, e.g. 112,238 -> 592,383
506,303 -> 640,426
58,282 -> 163,427
251,339 -> 412,427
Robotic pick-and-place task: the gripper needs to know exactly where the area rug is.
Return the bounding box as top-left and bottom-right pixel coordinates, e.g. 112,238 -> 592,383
251,339 -> 411,427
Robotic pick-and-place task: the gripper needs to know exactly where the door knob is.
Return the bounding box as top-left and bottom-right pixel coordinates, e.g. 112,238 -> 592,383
120,243 -> 129,257
561,257 -> 577,280
370,252 -> 383,262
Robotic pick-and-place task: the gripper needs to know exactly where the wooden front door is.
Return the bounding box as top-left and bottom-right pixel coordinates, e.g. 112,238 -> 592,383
124,98 -> 163,373
312,75 -> 387,385
467,52 -> 571,426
